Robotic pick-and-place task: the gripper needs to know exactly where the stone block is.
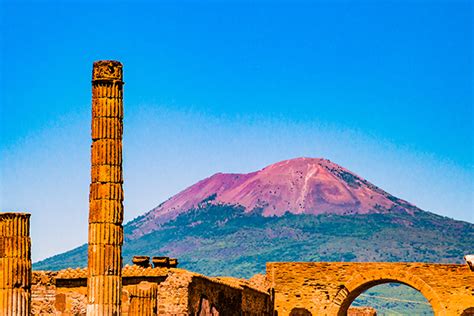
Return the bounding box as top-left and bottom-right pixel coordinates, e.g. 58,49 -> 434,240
91,118 -> 123,141
88,245 -> 122,276
92,97 -> 123,119
88,223 -> 123,245
89,200 -> 123,224
91,165 -> 122,183
91,139 -> 122,165
89,183 -> 123,201
132,256 -> 151,268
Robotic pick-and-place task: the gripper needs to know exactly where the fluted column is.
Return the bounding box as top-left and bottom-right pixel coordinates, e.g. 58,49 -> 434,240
0,212 -> 31,316
87,60 -> 124,315
128,282 -> 158,316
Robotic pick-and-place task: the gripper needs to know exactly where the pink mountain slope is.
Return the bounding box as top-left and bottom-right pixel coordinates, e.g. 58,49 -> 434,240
130,157 -> 416,238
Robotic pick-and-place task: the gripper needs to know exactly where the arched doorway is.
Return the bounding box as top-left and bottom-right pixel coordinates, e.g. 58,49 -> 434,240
350,282 -> 433,315
328,272 -> 447,316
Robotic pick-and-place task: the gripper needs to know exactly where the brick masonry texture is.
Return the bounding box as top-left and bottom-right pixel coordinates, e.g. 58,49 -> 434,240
30,267 -> 271,315
266,262 -> 474,316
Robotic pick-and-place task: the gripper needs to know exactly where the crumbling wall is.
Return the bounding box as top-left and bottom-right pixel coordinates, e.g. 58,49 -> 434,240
31,267 -> 272,315
31,271 -> 57,315
188,276 -> 242,315
31,273 -> 162,315
55,283 -> 87,315
156,269 -> 192,315
267,262 -> 474,316
242,285 -> 272,315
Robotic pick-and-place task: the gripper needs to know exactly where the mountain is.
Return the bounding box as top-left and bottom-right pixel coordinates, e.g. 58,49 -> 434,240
34,157 -> 474,279
127,157 -> 417,239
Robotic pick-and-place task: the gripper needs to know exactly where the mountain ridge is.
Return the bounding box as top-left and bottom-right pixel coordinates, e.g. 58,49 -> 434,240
128,157 -> 419,239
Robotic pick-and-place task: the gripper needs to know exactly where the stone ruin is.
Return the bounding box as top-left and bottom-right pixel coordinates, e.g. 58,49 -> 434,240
1,61 -> 473,315
0,213 -> 31,315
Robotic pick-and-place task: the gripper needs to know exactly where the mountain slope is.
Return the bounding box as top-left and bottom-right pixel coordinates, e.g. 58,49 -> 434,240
128,157 -> 418,239
34,157 -> 474,278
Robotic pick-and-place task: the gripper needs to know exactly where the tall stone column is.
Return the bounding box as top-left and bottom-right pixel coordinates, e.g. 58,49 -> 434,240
0,212 -> 31,316
87,60 -> 124,315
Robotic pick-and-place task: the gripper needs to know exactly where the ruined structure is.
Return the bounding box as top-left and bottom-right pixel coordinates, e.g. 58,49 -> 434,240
31,263 -> 271,315
0,212 -> 31,315
267,262 -> 474,315
88,60 -> 124,315
30,260 -> 474,315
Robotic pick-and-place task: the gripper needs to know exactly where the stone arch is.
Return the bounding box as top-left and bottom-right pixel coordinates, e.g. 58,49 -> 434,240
327,269 -> 447,316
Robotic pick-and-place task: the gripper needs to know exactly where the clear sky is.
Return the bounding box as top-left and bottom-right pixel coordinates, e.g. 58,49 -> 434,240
0,0 -> 472,262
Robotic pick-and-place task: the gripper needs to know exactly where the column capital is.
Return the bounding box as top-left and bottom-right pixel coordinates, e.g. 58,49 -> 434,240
92,60 -> 123,83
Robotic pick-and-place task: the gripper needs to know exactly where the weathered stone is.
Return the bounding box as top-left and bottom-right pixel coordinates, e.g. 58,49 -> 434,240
267,262 -> 474,316
30,266 -> 271,315
90,164 -> 123,184
0,212 -> 31,316
132,256 -> 151,268
128,281 -> 157,315
91,139 -> 122,165
347,306 -> 377,316
151,257 -> 169,268
87,60 -> 124,316
168,258 -> 178,268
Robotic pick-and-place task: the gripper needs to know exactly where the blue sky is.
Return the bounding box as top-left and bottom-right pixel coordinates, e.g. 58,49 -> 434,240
0,0 -> 472,261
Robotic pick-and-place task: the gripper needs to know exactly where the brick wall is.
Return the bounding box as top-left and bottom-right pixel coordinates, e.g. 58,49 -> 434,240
31,268 -> 272,315
266,262 -> 474,316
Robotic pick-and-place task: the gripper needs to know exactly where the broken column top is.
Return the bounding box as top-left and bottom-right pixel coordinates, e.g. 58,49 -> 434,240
92,60 -> 123,82
132,255 -> 151,268
0,212 -> 31,237
0,212 -> 31,219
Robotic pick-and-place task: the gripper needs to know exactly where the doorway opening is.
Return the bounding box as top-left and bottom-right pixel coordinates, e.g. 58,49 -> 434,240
350,283 -> 434,315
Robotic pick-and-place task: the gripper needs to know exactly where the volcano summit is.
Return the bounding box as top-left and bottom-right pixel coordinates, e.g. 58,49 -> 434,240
129,157 -> 418,238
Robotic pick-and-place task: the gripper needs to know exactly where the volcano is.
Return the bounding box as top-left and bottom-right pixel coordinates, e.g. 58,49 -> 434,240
128,157 -> 416,238
35,157 -> 474,278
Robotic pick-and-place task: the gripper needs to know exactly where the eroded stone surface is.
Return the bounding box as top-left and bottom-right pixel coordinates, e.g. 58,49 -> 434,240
347,306 -> 377,316
87,60 -> 124,316
0,212 -> 31,316
31,267 -> 271,315
267,262 -> 474,316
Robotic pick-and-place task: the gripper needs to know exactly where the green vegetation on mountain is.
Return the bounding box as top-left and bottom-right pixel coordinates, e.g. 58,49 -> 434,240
35,203 -> 473,278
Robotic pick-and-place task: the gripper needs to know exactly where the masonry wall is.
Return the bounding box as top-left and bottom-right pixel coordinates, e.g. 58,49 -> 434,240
157,269 -> 272,315
241,286 -> 273,316
266,262 -> 474,316
31,273 -> 164,315
31,271 -> 57,315
31,269 -> 272,316
188,277 -> 242,315
155,270 -> 191,315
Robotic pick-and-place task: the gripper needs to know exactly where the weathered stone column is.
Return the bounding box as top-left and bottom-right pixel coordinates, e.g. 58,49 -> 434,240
0,212 -> 31,316
128,282 -> 158,316
87,60 -> 124,315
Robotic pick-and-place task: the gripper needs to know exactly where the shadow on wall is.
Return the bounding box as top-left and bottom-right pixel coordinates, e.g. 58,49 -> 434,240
198,296 -> 219,316
290,308 -> 312,316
